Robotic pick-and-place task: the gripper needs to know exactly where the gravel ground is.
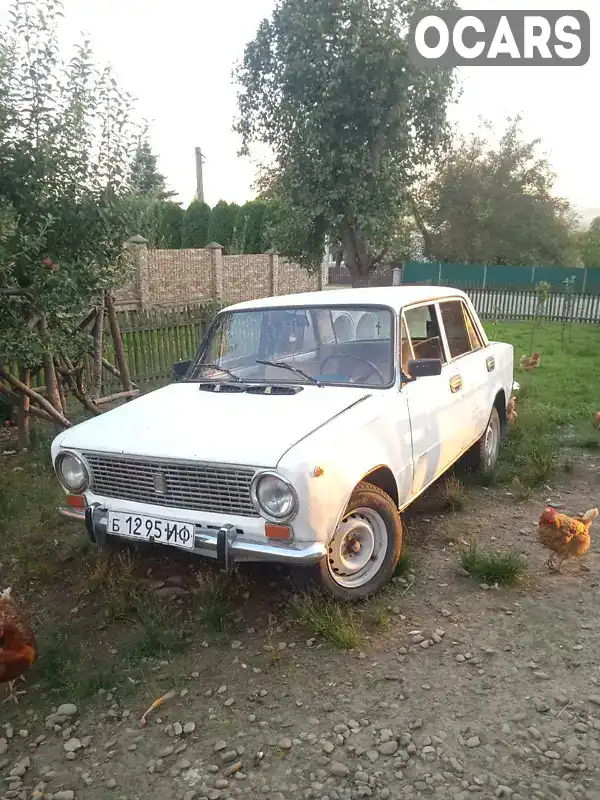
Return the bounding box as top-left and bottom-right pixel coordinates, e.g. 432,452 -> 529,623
2,456 -> 600,800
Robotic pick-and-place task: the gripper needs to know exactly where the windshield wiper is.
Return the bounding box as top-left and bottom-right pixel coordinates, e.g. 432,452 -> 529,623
256,360 -> 322,387
194,363 -> 242,382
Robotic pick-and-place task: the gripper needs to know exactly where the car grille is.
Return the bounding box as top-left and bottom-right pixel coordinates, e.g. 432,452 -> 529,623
83,453 -> 258,517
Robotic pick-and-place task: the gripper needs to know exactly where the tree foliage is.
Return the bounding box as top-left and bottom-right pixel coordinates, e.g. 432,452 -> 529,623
232,199 -> 269,254
182,200 -> 211,248
581,217 -> 600,268
235,0 -> 457,284
414,119 -> 578,267
0,0 -> 141,367
129,137 -> 175,201
158,201 -> 184,248
207,200 -> 239,252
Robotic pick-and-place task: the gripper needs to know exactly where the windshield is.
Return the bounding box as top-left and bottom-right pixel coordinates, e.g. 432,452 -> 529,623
189,305 -> 396,387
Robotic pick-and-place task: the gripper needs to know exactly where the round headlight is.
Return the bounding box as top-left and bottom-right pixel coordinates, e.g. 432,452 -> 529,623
56,452 -> 89,493
252,473 -> 297,520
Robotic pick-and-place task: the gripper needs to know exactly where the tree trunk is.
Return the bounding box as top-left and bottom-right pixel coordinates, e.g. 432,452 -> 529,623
39,316 -> 64,418
105,293 -> 134,398
92,298 -> 105,400
341,223 -> 372,288
55,359 -> 68,413
17,367 -> 30,450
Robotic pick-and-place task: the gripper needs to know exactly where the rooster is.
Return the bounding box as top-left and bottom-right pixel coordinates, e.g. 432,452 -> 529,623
0,588 -> 37,703
538,507 -> 598,573
520,352 -> 541,371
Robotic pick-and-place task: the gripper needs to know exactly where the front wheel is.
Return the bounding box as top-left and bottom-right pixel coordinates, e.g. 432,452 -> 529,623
303,482 -> 402,601
468,406 -> 501,474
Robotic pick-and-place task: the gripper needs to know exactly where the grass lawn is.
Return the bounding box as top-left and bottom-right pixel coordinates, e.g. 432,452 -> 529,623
0,320 -> 598,708
487,321 -> 600,490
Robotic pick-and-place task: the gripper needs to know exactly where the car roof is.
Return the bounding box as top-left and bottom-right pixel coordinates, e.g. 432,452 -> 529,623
224,285 -> 469,314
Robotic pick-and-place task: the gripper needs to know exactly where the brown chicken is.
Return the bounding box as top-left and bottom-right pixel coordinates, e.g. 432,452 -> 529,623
506,395 -> 517,424
0,588 -> 37,703
538,507 -> 598,573
520,352 -> 541,371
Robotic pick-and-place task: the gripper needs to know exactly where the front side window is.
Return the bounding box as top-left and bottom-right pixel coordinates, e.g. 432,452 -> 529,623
403,304 -> 446,364
189,305 -> 395,387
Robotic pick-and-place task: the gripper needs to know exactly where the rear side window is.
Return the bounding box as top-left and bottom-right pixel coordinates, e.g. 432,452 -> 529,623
439,300 -> 480,359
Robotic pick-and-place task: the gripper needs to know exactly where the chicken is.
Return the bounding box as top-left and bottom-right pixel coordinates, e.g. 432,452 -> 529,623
506,395 -> 517,424
537,507 -> 598,573
0,588 -> 37,703
520,352 -> 541,371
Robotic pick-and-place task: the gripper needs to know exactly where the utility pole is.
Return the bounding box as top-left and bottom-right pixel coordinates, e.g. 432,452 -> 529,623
195,146 -> 205,203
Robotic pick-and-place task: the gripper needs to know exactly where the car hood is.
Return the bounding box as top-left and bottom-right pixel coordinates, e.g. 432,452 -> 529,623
53,382 -> 372,468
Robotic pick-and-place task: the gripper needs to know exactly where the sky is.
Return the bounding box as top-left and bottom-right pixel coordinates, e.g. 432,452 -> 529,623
8,0 -> 600,220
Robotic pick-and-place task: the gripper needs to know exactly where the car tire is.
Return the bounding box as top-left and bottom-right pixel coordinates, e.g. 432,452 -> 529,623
299,482 -> 402,601
468,406 -> 501,474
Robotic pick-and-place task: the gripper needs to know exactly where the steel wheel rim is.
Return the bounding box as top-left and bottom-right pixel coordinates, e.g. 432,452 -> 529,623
327,507 -> 388,589
484,416 -> 499,468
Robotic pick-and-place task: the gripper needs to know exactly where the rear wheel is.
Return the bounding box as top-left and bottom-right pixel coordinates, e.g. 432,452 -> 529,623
304,482 -> 402,601
468,406 -> 501,474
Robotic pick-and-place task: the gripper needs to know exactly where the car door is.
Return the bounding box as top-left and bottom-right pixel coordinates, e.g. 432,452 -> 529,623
400,303 -> 462,496
437,298 -> 488,450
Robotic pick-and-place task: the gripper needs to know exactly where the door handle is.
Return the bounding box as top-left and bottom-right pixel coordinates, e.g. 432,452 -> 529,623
449,374 -> 462,393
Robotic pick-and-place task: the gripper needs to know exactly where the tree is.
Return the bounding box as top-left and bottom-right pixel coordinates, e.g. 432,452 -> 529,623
581,217 -> 600,268
182,200 -> 211,248
159,201 -> 185,248
207,200 -> 239,252
0,0 -> 141,428
130,138 -> 175,200
232,200 -> 268,253
235,0 -> 456,286
414,119 -> 578,267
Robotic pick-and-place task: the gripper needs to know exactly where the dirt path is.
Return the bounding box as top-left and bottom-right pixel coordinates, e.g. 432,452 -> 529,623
2,458 -> 600,800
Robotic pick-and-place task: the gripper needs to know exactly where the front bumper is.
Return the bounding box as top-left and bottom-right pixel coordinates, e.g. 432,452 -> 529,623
60,503 -> 326,570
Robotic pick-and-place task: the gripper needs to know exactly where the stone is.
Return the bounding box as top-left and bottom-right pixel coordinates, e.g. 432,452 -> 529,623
53,793 -> 75,800
589,696 -> 600,706
63,738 -> 82,753
57,703 -> 78,717
378,741 -> 399,756
466,737 -> 481,749
278,738 -> 293,750
330,762 -> 350,777
183,722 -> 196,735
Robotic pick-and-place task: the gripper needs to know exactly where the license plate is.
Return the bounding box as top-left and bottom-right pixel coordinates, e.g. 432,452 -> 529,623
107,512 -> 195,551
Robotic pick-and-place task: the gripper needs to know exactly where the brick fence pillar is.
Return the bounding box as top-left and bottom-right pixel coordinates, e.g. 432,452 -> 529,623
268,249 -> 280,296
125,234 -> 150,310
206,242 -> 224,300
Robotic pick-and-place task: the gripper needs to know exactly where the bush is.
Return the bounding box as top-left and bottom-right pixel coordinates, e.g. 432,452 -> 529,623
159,202 -> 185,248
181,200 -> 211,248
207,201 -> 239,252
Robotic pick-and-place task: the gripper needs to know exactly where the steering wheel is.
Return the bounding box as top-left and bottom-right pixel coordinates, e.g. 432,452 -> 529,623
319,354 -> 385,385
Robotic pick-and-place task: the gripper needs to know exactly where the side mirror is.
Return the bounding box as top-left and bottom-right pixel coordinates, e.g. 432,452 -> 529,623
407,358 -> 442,379
172,359 -> 192,382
